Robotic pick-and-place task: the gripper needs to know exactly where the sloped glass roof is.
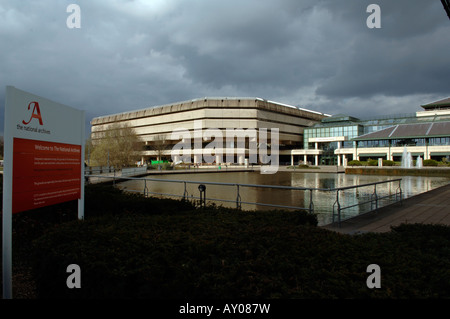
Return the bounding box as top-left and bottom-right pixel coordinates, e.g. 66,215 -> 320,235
354,121 -> 450,140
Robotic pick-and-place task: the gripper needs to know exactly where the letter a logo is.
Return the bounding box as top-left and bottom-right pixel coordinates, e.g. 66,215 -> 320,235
22,101 -> 44,125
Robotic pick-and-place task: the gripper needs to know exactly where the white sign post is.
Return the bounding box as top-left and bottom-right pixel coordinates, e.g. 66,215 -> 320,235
2,86 -> 85,299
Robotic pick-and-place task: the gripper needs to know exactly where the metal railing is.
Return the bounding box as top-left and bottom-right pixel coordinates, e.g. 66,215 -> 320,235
85,173 -> 403,226
331,179 -> 402,227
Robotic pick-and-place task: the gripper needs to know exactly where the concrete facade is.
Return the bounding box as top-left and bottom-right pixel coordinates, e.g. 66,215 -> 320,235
90,97 -> 329,164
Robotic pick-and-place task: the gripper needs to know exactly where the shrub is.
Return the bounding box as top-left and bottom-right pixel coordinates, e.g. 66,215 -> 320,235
347,160 -> 363,166
382,160 -> 395,166
30,218 -> 450,299
367,159 -> 378,166
30,209 -> 319,299
423,159 -> 439,167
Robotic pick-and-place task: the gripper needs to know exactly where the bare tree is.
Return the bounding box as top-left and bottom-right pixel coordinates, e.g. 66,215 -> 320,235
148,134 -> 170,162
90,123 -> 143,168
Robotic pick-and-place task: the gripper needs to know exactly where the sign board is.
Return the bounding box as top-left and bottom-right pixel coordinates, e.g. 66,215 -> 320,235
2,86 -> 85,298
12,138 -> 82,213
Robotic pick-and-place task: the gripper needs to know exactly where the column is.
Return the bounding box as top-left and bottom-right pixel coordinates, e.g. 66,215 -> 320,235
315,155 -> 318,166
291,155 -> 294,166
304,154 -> 307,164
336,142 -> 341,166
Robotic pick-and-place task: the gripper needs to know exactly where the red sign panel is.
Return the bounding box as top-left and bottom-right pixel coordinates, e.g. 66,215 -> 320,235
12,138 -> 82,214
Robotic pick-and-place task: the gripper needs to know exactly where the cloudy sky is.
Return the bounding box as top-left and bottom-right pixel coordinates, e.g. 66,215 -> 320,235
1,0 -> 449,133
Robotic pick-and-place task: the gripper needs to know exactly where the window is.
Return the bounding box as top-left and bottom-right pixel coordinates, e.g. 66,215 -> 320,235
357,140 -> 389,148
429,137 -> 450,146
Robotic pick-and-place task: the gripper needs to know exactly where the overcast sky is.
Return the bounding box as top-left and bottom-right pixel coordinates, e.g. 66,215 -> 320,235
1,0 -> 449,133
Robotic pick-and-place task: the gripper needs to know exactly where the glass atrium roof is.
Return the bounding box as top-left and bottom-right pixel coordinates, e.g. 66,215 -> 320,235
354,121 -> 450,140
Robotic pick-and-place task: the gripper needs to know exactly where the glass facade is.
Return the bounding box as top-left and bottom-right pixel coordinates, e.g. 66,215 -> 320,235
391,138 -> 426,147
357,140 -> 390,148
303,125 -> 363,149
301,111 -> 450,165
429,137 -> 450,146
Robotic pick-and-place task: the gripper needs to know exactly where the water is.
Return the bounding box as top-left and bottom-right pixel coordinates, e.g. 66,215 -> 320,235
416,156 -> 423,168
401,146 -> 413,168
117,171 -> 449,226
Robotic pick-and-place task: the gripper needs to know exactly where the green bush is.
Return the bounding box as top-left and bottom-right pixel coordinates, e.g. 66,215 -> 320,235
367,159 -> 378,166
30,208 -> 319,299
382,160 -> 395,166
30,217 -> 450,299
11,182 -> 450,299
348,160 -> 363,166
84,183 -> 194,218
423,159 -> 439,167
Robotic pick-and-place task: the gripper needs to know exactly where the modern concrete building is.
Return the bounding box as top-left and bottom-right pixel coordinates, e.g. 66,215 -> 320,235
298,97 -> 450,166
90,97 -> 329,165
91,96 -> 450,167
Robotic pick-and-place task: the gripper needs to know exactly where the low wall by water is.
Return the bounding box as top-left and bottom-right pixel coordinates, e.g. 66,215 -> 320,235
345,167 -> 450,177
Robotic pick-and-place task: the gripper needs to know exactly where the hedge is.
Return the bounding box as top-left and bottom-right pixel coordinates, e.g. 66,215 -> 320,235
423,159 -> 439,167
382,160 -> 395,166
347,160 -> 363,166
30,215 -> 450,299
367,159 -> 378,166
7,182 -> 450,299
25,185 -> 450,299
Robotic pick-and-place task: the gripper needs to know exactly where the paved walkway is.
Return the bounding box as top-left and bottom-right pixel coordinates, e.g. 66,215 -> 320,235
322,182 -> 450,234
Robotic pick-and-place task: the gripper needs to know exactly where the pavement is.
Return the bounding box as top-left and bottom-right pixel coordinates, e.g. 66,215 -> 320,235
322,182 -> 450,234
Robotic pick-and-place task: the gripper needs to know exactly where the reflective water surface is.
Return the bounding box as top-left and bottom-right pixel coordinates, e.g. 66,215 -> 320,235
117,171 -> 450,226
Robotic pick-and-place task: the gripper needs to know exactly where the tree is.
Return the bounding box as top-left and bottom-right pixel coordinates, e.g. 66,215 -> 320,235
90,123 -> 143,168
147,134 -> 170,161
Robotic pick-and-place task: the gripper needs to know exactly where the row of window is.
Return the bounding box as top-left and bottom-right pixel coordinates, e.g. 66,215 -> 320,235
356,137 -> 450,148
307,141 -> 356,150
304,125 -> 363,139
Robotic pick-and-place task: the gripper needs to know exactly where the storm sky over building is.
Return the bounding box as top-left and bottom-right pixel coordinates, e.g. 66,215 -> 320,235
1,0 -> 449,132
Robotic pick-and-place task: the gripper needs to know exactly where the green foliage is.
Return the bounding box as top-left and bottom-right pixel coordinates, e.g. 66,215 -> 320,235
423,159 -> 439,167
29,213 -> 450,299
382,160 -> 395,166
348,160 -> 363,166
367,159 -> 378,166
30,196 -> 319,298
10,182 -> 450,299
151,162 -> 173,170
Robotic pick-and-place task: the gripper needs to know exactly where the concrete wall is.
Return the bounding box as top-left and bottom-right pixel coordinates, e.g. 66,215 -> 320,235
90,97 -> 328,162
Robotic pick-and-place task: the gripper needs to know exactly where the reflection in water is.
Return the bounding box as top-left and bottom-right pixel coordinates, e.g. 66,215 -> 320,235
117,172 -> 450,226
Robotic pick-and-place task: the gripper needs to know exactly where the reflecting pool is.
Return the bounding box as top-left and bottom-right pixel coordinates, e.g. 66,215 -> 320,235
117,171 -> 450,226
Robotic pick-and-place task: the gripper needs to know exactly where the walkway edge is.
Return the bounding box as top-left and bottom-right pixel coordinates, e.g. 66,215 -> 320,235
321,182 -> 450,234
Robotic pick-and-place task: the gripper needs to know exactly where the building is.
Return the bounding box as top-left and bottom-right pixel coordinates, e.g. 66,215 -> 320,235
90,97 -> 329,165
297,97 -> 450,166
91,96 -> 450,167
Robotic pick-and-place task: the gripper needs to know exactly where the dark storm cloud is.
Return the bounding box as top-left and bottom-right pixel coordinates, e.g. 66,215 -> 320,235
0,0 -> 449,131
315,0 -> 450,101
